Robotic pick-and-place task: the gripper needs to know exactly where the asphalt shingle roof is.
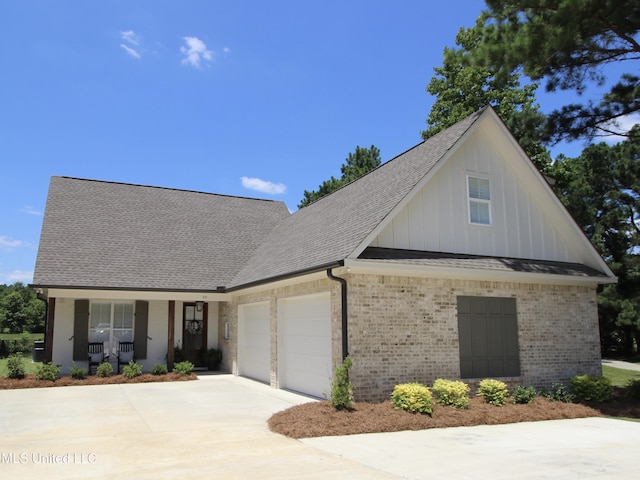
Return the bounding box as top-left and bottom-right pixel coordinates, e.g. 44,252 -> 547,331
229,108 -> 484,287
33,177 -> 290,290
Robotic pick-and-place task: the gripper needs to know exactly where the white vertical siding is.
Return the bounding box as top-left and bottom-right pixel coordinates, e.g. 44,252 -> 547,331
372,127 -> 582,264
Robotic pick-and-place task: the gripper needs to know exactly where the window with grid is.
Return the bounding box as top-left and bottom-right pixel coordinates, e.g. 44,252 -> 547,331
468,176 -> 491,225
89,302 -> 134,355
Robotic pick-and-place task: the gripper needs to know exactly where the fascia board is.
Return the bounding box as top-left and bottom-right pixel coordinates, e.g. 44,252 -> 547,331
344,259 -> 616,287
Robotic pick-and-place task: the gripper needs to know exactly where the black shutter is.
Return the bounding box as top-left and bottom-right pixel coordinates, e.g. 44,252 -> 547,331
73,300 -> 89,361
134,300 -> 149,359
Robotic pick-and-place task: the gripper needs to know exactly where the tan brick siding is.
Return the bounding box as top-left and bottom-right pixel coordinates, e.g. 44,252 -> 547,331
347,274 -> 601,401
221,273 -> 601,403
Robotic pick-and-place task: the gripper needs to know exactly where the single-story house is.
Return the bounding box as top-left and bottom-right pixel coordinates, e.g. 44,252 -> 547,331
32,106 -> 616,401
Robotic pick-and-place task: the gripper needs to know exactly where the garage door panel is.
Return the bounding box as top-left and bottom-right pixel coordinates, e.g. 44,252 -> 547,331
238,303 -> 270,383
279,293 -> 332,398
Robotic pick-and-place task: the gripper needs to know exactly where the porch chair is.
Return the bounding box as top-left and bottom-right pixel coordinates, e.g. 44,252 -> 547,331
87,342 -> 106,375
117,342 -> 135,374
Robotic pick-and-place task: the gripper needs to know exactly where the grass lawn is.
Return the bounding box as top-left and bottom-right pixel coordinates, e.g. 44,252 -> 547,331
0,354 -> 42,376
602,365 -> 640,387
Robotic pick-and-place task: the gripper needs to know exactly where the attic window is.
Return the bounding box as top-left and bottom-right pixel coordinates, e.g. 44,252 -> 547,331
467,175 -> 491,225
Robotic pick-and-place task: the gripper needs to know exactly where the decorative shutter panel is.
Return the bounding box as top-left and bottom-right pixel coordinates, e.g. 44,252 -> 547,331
134,300 -> 149,359
73,300 -> 89,361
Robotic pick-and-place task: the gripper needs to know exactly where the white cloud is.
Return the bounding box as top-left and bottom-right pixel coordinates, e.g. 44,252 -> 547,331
0,236 -> 27,249
241,176 -> 287,195
120,30 -> 142,59
180,36 -> 213,68
21,205 -> 42,216
1,270 -> 33,284
120,43 -> 141,59
121,30 -> 140,45
601,113 -> 640,144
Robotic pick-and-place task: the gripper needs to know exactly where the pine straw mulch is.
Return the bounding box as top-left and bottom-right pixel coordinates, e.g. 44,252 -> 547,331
268,391 -> 640,439
0,372 -> 197,390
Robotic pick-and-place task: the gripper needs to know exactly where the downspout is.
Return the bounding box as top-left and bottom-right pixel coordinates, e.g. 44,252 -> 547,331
327,268 -> 349,360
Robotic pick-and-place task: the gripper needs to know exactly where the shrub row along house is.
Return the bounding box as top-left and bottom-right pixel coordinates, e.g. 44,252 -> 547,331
32,107 -> 616,401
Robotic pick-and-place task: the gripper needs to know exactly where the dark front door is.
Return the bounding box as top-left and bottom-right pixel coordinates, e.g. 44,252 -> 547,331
183,303 -> 207,365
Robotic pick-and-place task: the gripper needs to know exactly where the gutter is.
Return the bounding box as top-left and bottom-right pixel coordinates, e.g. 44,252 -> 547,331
327,268 -> 349,360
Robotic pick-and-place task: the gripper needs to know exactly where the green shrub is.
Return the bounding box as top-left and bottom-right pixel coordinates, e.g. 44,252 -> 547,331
173,361 -> 194,375
70,363 -> 86,380
151,364 -> 168,375
390,383 -> 433,415
431,379 -> 470,409
626,379 -> 640,400
542,382 -> 575,403
570,374 -> 613,403
122,361 -> 143,379
34,362 -> 60,381
6,353 -> 25,379
513,385 -> 538,404
330,356 -> 354,410
477,379 -> 509,406
96,361 -> 113,377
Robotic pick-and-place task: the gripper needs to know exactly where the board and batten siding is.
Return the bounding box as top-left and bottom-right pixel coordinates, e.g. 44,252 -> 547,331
371,126 -> 585,265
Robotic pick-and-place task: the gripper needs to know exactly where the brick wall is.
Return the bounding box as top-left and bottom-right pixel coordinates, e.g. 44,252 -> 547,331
347,274 -> 601,402
221,272 -> 601,403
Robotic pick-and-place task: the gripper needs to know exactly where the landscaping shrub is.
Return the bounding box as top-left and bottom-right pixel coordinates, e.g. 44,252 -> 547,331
570,374 -> 613,403
6,353 -> 25,379
431,379 -> 470,409
70,363 -> 86,380
513,385 -> 538,404
122,361 -> 143,379
477,379 -> 509,406
626,379 -> 640,400
173,361 -> 194,375
330,356 -> 354,410
34,362 -> 60,381
390,383 -> 433,415
542,382 -> 575,403
151,363 -> 168,375
96,361 -> 113,377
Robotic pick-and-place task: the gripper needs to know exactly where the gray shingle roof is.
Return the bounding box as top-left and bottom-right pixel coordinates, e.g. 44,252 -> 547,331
33,177 -> 290,290
229,108 -> 485,287
358,247 -> 607,278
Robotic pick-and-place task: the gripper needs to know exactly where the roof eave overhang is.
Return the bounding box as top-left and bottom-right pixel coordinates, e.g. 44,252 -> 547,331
30,285 -> 230,301
344,259 -> 617,286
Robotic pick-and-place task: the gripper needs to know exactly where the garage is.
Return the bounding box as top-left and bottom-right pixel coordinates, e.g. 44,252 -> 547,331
278,293 -> 332,398
237,302 -> 271,383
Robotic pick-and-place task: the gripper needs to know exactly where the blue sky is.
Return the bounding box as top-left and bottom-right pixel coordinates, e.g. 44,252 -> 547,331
0,0 -> 627,285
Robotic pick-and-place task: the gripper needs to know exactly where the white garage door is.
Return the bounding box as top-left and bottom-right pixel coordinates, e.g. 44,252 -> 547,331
278,293 -> 332,398
238,302 -> 270,383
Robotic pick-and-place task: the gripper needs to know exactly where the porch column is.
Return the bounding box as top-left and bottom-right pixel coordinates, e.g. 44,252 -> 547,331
167,300 -> 175,371
44,297 -> 55,363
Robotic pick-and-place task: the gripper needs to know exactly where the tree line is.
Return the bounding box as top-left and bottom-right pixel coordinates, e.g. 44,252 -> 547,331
0,283 -> 46,334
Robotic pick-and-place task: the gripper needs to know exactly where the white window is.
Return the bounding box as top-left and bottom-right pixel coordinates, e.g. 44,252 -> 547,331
89,302 -> 134,355
468,176 -> 491,225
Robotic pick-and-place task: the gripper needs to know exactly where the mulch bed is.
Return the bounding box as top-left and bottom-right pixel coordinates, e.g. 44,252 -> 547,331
269,394 -> 640,439
0,373 -> 197,390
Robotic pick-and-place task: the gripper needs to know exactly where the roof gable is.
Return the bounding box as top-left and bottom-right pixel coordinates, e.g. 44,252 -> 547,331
33,177 -> 290,291
229,109 -> 484,288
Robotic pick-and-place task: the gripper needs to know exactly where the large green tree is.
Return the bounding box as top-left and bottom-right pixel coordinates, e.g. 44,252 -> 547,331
0,283 -> 46,334
551,126 -> 640,355
468,0 -> 640,143
298,145 -> 382,208
423,26 -> 551,173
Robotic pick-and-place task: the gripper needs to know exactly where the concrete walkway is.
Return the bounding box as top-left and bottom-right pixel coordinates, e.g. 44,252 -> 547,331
1,374 -> 639,479
602,358 -> 640,372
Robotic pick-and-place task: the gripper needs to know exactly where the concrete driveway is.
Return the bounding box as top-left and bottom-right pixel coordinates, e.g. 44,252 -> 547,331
1,374 -> 639,479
